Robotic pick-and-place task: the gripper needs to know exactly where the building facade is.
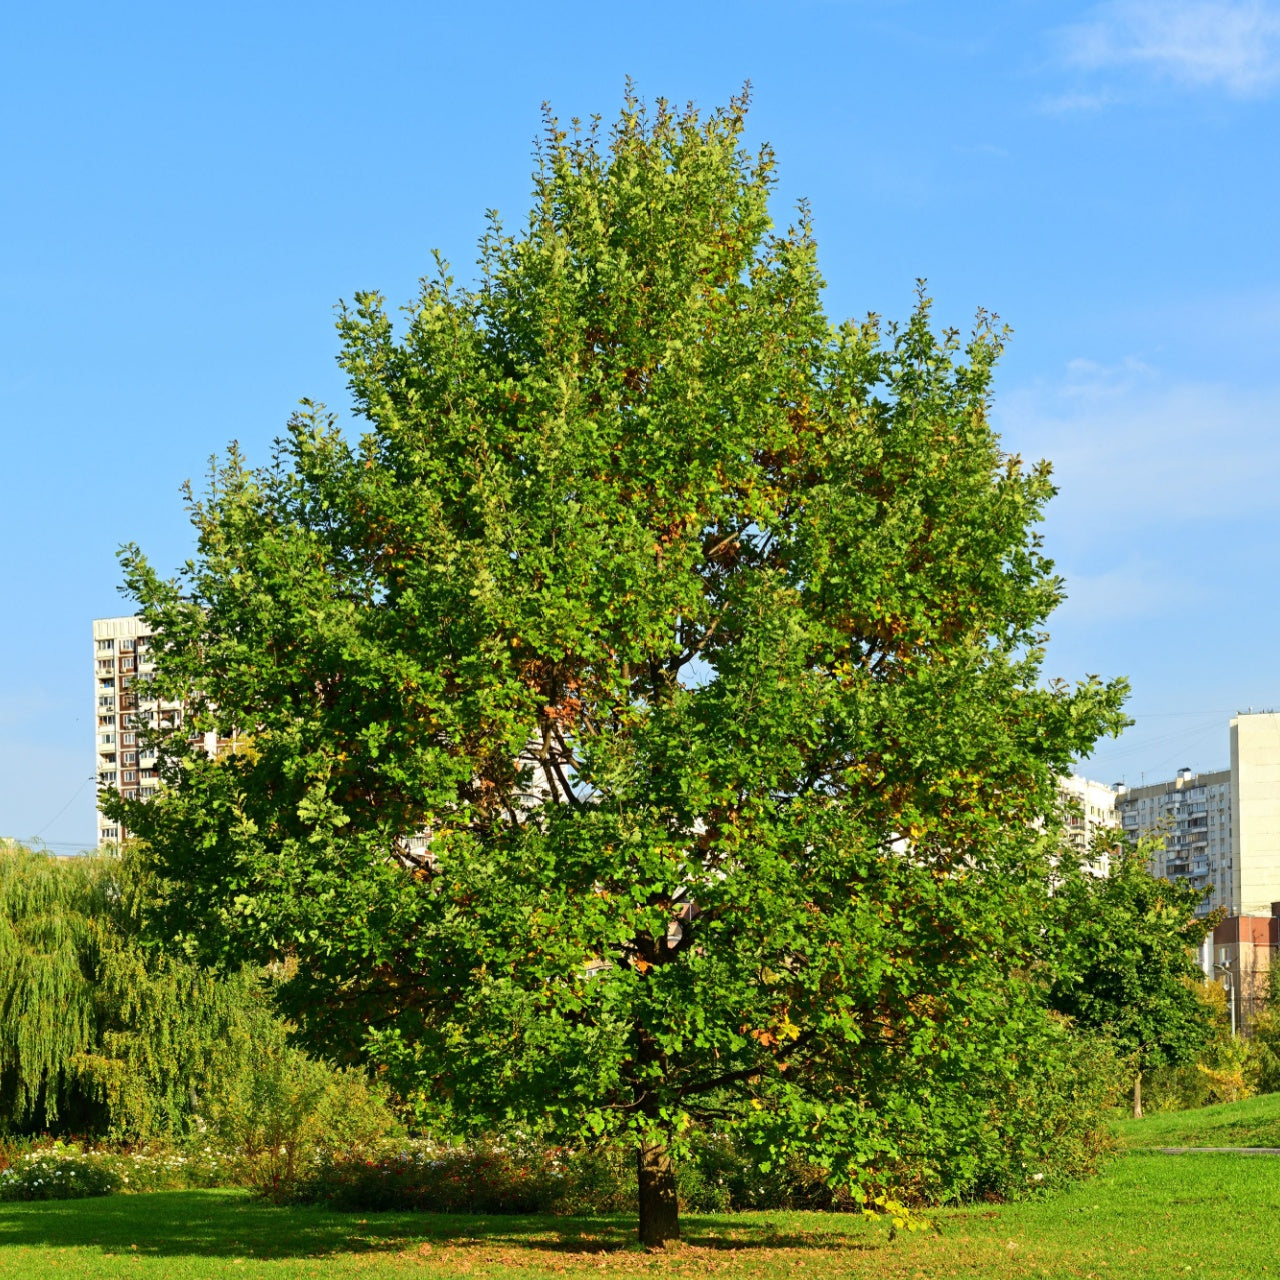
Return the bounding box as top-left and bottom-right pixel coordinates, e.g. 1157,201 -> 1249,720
1115,767 -> 1233,917
93,616 -> 182,847
1058,774 -> 1121,874
1230,712 -> 1280,917
1211,910 -> 1278,1032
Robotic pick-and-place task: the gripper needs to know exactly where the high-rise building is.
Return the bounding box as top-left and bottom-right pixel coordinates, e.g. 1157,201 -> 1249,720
1229,712 -> 1280,917
93,616 -> 182,847
1115,767 -> 1233,917
1057,774 -> 1121,874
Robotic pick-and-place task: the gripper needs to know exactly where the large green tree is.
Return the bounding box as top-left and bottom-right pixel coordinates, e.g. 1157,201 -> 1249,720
1049,845 -> 1219,1118
110,92 -> 1126,1243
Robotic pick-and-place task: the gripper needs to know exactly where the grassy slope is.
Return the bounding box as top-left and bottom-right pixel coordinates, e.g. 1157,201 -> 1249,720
1115,1091 -> 1280,1149
2,1153 -> 1279,1279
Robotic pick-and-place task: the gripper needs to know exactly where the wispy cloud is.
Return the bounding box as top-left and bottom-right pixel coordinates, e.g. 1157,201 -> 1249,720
995,358 -> 1280,545
1058,1 -> 1280,97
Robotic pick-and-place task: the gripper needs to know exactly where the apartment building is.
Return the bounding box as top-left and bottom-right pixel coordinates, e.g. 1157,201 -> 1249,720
1115,767 -> 1233,917
93,616 -> 183,847
1058,774 -> 1121,874
1113,711 -> 1280,924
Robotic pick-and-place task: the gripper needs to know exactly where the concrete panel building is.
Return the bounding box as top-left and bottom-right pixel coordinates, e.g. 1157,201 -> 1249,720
93,616 -> 184,847
1115,767 -> 1233,917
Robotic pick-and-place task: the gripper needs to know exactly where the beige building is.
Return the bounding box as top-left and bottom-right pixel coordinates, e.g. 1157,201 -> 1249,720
93,616 -> 183,847
1230,712 -> 1280,917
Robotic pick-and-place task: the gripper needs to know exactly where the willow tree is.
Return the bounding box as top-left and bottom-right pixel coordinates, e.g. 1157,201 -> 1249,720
0,844 -> 316,1142
111,91 -> 1126,1244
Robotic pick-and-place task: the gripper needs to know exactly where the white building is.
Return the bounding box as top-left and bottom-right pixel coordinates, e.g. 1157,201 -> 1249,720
93,616 -> 182,847
1058,774 -> 1121,874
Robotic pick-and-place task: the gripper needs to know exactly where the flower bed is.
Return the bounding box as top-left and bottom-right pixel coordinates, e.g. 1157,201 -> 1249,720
0,1141 -> 237,1201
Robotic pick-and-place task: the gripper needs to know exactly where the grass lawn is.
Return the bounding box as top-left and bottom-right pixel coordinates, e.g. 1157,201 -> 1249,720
2,1151 -> 1279,1280
1114,1090 -> 1280,1149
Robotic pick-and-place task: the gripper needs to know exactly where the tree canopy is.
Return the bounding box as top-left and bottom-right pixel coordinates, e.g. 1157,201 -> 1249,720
110,91 -> 1127,1243
1049,844 -> 1218,1118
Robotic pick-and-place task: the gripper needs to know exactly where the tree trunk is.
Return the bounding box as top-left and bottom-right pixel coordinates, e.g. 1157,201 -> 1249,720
637,1135 -> 680,1247
1132,1071 -> 1143,1120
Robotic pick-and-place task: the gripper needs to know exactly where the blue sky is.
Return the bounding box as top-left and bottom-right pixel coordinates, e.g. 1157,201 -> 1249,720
3,0 -> 1279,848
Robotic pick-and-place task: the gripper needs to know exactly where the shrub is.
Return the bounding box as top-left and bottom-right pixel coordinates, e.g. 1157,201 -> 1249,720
1144,983 -> 1253,1111
276,1137 -> 632,1214
0,1140 -> 247,1200
0,1143 -> 120,1200
202,1028 -> 401,1191
1247,1005 -> 1280,1095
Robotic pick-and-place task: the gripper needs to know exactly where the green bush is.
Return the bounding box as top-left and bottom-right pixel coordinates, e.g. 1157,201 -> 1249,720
0,1143 -> 121,1200
204,1028 -> 402,1191
1144,983 -> 1253,1112
1247,1006 -> 1280,1096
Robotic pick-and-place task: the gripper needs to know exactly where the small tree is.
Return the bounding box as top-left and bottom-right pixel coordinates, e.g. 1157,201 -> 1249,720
110,91 -> 1126,1243
1049,844 -> 1219,1118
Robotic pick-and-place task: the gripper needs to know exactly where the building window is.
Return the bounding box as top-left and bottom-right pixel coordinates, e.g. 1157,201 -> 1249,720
122,770 -> 137,782
97,639 -> 114,651
120,638 -> 136,652
121,751 -> 138,765
122,732 -> 136,745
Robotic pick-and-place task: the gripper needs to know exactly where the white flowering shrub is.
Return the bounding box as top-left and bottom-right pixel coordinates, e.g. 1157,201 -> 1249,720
0,1143 -> 120,1200
0,1141 -> 239,1200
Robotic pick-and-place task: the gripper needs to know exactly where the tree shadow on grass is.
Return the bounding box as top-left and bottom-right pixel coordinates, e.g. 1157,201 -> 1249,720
0,1192 -> 881,1260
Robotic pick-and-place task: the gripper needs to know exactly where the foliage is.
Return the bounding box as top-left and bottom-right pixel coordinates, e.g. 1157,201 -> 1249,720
871,1015 -> 1121,1203
1247,1005 -> 1280,1096
0,847 -> 107,1129
0,1142 -> 121,1200
1245,963 -> 1280,1096
108,90 -> 1127,1240
203,1020 -> 402,1189
1137,981 -> 1248,1111
1048,844 -> 1218,1112
0,1140 -> 239,1201
269,1019 -> 1120,1220
280,1137 -> 633,1215
0,845 -> 399,1152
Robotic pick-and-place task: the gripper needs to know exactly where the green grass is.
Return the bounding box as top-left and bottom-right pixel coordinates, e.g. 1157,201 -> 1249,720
1115,1090 -> 1280,1149
2,1152 -> 1280,1279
